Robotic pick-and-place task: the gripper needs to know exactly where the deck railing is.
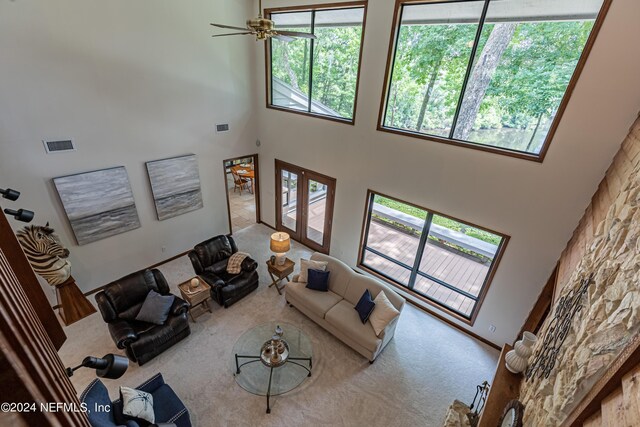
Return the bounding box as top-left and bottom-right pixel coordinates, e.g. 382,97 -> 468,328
371,203 -> 498,259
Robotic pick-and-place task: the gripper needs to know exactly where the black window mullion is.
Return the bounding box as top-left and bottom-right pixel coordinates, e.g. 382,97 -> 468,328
407,212 -> 433,290
360,193 -> 376,264
448,0 -> 491,140
307,10 -> 316,113
364,247 -> 414,272
415,271 -> 478,301
269,37 -> 274,105
382,4 -> 405,127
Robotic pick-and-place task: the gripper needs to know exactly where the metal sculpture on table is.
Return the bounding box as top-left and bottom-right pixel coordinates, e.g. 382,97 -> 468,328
16,223 -> 96,325
525,273 -> 594,381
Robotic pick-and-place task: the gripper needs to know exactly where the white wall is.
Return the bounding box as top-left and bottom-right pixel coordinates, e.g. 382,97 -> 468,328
0,0 -> 258,300
253,0 -> 640,346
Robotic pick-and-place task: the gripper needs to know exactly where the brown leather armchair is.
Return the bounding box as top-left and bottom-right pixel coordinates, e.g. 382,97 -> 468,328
95,269 -> 190,365
188,235 -> 259,308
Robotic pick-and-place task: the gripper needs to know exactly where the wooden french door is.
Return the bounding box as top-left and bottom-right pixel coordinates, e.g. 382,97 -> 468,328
275,160 -> 336,254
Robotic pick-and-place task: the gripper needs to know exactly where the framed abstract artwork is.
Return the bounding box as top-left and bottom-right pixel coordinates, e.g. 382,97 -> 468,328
53,167 -> 141,245
146,154 -> 203,221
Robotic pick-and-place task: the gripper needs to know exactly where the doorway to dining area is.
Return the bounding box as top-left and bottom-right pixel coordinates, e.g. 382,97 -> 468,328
223,154 -> 260,233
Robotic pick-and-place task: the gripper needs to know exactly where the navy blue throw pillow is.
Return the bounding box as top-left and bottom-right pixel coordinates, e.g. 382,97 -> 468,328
306,269 -> 330,292
355,289 -> 376,324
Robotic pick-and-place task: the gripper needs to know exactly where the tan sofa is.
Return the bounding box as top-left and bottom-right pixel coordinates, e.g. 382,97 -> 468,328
285,253 -> 405,362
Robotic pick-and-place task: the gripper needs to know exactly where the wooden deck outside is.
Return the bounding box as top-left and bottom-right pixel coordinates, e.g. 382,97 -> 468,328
363,221 -> 490,316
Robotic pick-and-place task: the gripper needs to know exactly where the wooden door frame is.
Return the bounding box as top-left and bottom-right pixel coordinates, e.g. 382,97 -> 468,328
223,154 -> 261,235
274,159 -> 336,254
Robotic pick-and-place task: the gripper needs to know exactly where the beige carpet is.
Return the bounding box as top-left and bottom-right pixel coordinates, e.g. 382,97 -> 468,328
59,224 -> 499,427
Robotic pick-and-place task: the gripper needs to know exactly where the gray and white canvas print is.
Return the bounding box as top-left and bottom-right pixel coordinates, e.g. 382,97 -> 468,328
146,154 -> 203,221
53,167 -> 141,245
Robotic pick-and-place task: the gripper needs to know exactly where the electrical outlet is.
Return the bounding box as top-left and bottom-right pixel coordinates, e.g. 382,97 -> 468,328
162,246 -> 166,253
489,324 -> 497,333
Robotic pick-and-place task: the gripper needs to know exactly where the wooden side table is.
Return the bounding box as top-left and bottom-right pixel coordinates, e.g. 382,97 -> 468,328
266,258 -> 295,295
178,277 -> 212,322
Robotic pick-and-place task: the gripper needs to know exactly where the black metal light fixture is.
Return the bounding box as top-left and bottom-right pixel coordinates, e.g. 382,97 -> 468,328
3,208 -> 35,223
0,187 -> 20,201
65,354 -> 129,379
1,187 -> 35,223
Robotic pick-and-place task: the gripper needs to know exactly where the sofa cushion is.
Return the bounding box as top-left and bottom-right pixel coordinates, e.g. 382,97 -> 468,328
306,269 -> 330,292
354,289 -> 376,323
310,253 -> 352,296
299,259 -> 328,283
343,274 -> 384,306
286,281 -> 342,316
370,290 -> 401,336
325,300 -> 381,352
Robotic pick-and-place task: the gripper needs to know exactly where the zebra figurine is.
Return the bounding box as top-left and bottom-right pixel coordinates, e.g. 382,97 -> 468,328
16,223 -> 72,286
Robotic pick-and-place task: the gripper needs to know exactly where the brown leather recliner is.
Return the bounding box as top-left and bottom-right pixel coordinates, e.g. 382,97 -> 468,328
95,268 -> 190,365
188,235 -> 259,308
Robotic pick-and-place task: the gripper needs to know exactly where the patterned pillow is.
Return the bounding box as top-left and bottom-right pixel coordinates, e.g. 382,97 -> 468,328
120,386 -> 154,424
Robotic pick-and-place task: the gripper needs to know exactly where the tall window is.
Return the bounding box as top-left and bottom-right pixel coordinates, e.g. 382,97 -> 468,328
380,0 -> 608,160
266,3 -> 367,123
358,191 -> 508,323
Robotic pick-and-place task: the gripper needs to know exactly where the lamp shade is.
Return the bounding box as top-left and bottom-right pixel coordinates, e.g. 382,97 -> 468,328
270,232 -> 290,253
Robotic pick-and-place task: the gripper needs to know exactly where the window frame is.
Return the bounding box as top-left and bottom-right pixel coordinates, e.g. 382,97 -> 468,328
376,0 -> 613,162
357,189 -> 510,325
264,1 -> 368,125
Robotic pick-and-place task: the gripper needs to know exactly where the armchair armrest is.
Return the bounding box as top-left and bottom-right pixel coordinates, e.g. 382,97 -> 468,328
241,257 -> 258,272
377,315 -> 400,342
188,251 -> 204,275
108,319 -> 139,349
95,291 -> 117,322
170,296 -> 190,316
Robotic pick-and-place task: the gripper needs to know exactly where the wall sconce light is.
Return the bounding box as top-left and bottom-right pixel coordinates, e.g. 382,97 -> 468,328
0,188 -> 20,201
65,354 -> 129,380
3,208 -> 34,223
1,187 -> 35,223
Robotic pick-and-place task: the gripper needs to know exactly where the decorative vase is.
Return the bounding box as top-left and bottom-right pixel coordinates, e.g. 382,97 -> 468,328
190,278 -> 200,291
505,331 -> 537,374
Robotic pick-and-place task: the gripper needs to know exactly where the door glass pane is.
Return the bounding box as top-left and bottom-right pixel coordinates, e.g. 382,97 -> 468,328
310,8 -> 364,119
306,180 -> 327,245
383,1 -> 485,137
361,195 -> 427,285
271,12 -> 312,111
281,170 -> 298,231
453,0 -> 603,153
417,214 -> 502,316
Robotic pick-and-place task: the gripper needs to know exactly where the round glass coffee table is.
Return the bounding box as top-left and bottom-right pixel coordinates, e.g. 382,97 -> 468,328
232,322 -> 313,413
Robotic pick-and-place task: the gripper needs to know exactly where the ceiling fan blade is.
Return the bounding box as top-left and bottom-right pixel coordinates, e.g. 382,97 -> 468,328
277,30 -> 317,39
211,32 -> 254,38
210,23 -> 249,31
273,34 -> 294,42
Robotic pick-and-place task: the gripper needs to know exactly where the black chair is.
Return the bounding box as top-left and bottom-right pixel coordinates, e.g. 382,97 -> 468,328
80,373 -> 191,427
95,269 -> 190,366
188,235 -> 259,308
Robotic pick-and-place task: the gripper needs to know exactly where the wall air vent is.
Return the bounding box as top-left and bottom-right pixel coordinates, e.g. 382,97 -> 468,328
43,139 -> 75,154
216,123 -> 230,133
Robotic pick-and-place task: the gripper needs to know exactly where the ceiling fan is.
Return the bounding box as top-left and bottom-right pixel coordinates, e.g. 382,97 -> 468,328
210,0 -> 316,42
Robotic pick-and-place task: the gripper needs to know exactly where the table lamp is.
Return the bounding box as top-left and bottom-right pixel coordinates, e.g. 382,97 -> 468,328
270,232 -> 290,266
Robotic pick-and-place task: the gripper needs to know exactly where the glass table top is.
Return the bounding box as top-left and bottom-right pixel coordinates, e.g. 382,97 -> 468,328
232,322 -> 313,396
